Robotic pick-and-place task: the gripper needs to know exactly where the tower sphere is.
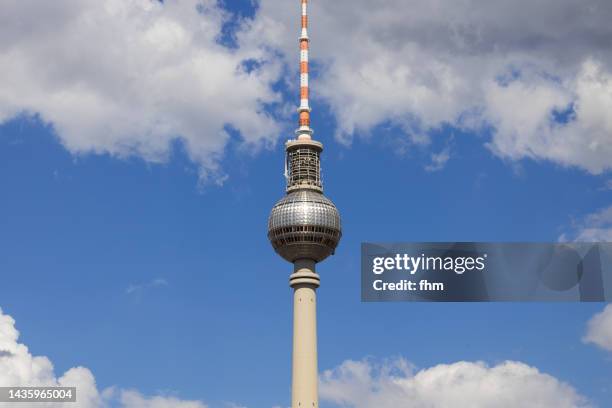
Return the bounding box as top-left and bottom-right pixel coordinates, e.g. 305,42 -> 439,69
268,190 -> 341,263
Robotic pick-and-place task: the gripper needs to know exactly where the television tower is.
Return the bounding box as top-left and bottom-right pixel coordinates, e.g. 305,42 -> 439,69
267,1 -> 342,407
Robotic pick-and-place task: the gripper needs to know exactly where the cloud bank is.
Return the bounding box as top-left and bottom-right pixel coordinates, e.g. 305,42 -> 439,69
255,0 -> 612,174
320,358 -> 591,408
2,0 -> 611,179
2,306 -> 603,407
1,0 -> 611,177
0,0 -> 281,183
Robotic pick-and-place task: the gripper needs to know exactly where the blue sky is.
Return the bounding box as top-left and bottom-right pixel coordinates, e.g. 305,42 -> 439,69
0,1 -> 611,407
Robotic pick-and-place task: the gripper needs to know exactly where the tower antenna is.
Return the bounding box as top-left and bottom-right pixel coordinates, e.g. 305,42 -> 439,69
297,0 -> 313,140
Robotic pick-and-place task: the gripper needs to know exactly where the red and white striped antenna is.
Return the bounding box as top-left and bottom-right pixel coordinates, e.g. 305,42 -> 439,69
296,0 -> 313,140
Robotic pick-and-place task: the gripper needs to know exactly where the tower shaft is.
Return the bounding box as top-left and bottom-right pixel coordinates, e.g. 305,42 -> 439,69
290,259 -> 319,408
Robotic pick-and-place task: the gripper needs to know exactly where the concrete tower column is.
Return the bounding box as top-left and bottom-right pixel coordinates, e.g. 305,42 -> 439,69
290,259 -> 320,408
267,2 -> 341,408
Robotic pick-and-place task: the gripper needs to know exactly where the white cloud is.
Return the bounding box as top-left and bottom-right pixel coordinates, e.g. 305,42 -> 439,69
254,0 -> 612,174
0,307 -> 208,408
222,403 -> 247,408
0,307 -> 103,407
118,390 -> 207,408
485,60 -> 612,174
126,278 -> 169,295
320,358 -> 591,408
584,304 -> 612,352
561,206 -> 612,242
424,146 -> 451,172
0,0 -> 282,183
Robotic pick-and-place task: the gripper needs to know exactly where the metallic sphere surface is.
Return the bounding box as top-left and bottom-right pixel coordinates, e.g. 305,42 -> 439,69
268,190 -> 341,263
